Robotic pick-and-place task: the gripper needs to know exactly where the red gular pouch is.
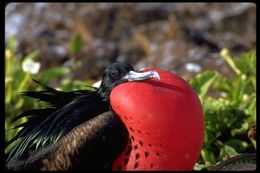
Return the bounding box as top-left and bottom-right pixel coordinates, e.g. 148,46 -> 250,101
110,68 -> 204,171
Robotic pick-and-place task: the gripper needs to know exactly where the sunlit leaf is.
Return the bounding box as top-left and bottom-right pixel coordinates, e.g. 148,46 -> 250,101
189,71 -> 219,100
219,145 -> 238,160
231,121 -> 249,136
201,149 -> 216,166
220,48 -> 241,75
193,162 -> 207,171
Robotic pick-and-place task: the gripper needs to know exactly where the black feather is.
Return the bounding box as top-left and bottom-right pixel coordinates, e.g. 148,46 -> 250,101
6,80 -> 109,161
21,79 -> 97,109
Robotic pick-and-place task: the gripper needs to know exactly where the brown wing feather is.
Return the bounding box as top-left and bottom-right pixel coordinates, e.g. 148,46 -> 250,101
6,111 -> 128,171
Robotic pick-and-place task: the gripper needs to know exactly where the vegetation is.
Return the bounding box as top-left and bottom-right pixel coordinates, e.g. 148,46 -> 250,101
5,36 -> 256,170
191,49 -> 256,170
5,36 -> 90,152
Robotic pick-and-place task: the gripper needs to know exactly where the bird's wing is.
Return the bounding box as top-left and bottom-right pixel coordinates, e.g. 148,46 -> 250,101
19,79 -> 98,109
6,111 -> 129,171
5,80 -> 108,162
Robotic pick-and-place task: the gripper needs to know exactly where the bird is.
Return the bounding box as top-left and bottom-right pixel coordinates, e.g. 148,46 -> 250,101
5,62 -> 161,171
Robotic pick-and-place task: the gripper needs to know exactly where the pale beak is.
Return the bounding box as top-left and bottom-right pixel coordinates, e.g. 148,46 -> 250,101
123,70 -> 160,82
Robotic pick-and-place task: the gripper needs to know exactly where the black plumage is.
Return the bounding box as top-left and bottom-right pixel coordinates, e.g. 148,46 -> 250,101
5,62 -> 159,170
6,111 -> 128,170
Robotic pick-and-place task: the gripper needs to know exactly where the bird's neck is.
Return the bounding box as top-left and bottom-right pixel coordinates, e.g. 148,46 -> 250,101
97,86 -> 111,102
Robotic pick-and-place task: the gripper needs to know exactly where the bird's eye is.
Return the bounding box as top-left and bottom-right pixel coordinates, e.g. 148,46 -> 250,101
110,69 -> 120,79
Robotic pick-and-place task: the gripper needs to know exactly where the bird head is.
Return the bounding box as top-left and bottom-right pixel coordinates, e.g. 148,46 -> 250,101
98,62 -> 160,101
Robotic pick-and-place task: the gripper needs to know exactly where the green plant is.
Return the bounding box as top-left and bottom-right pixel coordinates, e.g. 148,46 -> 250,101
70,34 -> 84,55
5,36 -> 41,149
191,49 -> 256,170
5,36 -> 86,151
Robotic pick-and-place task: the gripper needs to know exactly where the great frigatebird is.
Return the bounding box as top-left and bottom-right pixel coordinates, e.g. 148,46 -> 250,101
5,62 -> 160,171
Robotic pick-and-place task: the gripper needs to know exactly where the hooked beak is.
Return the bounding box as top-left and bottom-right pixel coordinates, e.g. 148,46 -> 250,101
123,70 -> 160,82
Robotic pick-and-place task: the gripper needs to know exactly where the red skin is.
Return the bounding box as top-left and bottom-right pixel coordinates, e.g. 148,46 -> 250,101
110,68 -> 204,171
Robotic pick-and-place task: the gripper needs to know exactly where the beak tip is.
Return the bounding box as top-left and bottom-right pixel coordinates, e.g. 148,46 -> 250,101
151,71 -> 160,80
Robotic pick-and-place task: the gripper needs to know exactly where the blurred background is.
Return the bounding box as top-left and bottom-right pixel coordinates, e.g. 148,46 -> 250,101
5,3 -> 256,170
5,3 -> 256,80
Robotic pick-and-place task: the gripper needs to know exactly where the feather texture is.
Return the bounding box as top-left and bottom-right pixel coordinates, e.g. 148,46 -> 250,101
6,111 -> 128,170
6,80 -> 109,161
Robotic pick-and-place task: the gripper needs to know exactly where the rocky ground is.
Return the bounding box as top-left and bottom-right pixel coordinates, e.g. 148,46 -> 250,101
5,3 -> 256,81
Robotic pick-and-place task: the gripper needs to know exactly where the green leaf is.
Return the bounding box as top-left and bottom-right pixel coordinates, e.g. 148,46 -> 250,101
201,148 -> 216,166
7,35 -> 16,53
245,96 -> 256,122
250,139 -> 256,150
193,162 -> 207,171
231,121 -> 249,136
219,144 -> 238,160
70,35 -> 83,54
225,139 -> 249,153
23,50 -> 39,61
189,71 -> 219,100
235,51 -> 256,76
14,98 -> 25,109
231,77 -> 247,103
220,48 -> 241,75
